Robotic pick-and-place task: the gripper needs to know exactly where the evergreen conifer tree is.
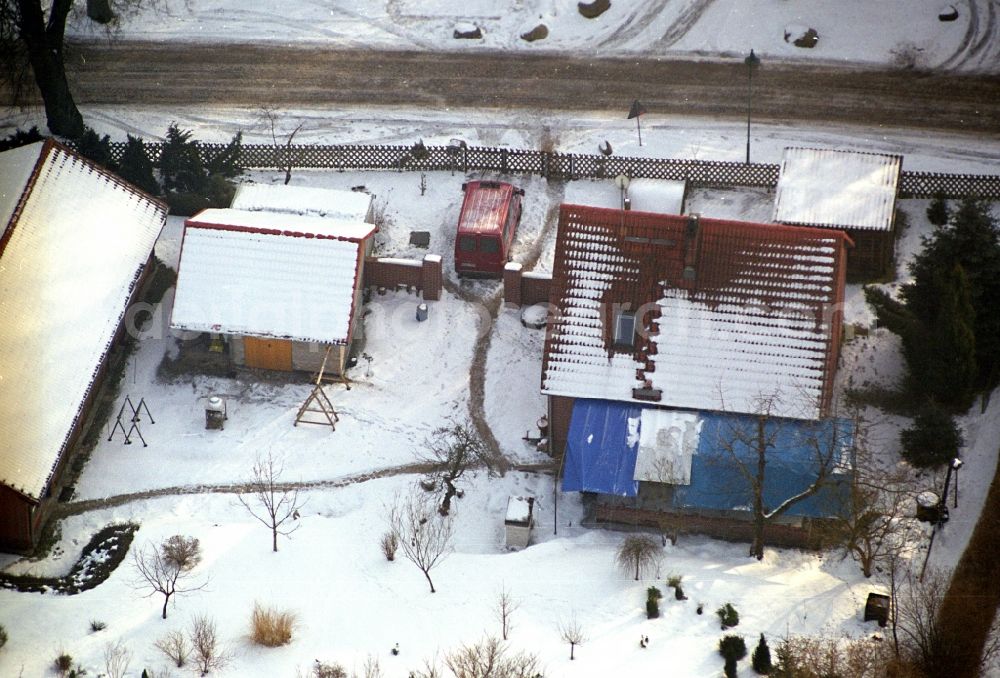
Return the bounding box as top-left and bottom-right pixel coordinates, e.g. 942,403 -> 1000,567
752,633 -> 773,674
926,192 -> 949,227
118,135 -> 161,197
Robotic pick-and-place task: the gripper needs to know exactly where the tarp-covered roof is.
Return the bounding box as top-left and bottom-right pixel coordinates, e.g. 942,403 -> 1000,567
562,399 -> 852,518
773,147 -> 902,231
0,140 -> 166,501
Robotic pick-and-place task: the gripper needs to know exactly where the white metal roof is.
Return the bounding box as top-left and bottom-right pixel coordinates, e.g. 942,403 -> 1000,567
772,147 -> 902,231
0,142 -> 42,239
187,207 -> 376,241
231,183 -> 373,222
170,224 -> 362,344
0,142 -> 166,501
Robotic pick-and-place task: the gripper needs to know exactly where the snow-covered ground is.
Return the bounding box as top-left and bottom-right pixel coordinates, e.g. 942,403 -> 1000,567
63,0 -> 1000,73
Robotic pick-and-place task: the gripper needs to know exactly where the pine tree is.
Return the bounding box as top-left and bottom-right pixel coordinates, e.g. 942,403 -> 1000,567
752,633 -> 773,674
74,127 -> 115,171
118,135 -> 161,197
159,124 -> 207,194
926,192 -> 949,227
901,404 -> 964,468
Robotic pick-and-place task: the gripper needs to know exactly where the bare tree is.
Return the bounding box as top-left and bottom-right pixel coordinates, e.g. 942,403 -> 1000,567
102,639 -> 132,678
494,584 -> 520,640
387,489 -> 455,593
259,107 -> 304,185
132,535 -> 206,619
237,452 -> 304,552
190,614 -> 228,676
444,636 -> 543,678
154,629 -> 191,667
714,391 -> 849,560
614,534 -> 661,581
558,615 -> 586,661
422,423 -> 503,516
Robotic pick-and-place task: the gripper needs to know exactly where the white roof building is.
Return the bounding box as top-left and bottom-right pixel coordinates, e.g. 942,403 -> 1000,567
772,147 -> 902,231
231,183 -> 374,222
0,140 -> 166,502
170,208 -> 373,344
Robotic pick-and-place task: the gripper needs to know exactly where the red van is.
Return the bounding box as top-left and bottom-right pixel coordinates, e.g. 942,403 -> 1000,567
454,180 -> 524,277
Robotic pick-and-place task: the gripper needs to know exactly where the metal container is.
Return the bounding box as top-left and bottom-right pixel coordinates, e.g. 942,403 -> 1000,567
205,396 -> 227,430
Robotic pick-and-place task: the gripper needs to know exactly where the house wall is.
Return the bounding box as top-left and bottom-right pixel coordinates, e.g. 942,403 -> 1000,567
547,395 -> 576,459
845,228 -> 894,280
0,485 -> 33,552
291,342 -> 347,376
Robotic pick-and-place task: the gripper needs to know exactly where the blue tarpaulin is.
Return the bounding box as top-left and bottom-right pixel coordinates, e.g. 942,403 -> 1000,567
560,400 -> 854,518
562,399 -> 642,496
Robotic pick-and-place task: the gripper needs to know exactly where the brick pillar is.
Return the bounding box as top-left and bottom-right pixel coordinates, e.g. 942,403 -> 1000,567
504,262 -> 523,307
422,254 -> 442,301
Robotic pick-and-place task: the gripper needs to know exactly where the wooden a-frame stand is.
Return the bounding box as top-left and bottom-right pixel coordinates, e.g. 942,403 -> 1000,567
294,346 -> 340,431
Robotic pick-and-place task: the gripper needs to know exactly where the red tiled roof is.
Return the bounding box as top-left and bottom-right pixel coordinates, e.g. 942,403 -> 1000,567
541,205 -> 850,420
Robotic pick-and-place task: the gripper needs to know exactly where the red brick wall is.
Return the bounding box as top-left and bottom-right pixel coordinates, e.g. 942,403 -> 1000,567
364,256 -> 442,300
503,264 -> 552,308
548,395 -> 575,458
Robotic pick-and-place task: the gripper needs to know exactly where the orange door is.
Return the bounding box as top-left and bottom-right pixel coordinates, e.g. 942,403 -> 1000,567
244,337 -> 293,371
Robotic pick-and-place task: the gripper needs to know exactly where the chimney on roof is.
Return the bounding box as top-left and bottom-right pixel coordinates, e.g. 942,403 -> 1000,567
680,213 -> 700,288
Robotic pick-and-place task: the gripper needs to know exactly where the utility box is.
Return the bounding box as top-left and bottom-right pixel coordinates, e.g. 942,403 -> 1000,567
504,496 -> 534,550
205,396 -> 227,430
864,592 -> 890,627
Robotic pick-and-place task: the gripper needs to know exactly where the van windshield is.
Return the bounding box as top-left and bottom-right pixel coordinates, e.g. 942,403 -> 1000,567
458,235 -> 477,252
480,238 -> 500,254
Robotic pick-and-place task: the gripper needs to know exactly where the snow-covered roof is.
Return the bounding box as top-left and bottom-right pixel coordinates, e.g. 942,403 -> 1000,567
170,219 -> 364,344
504,496 -> 534,525
627,179 -> 686,214
772,147 -> 902,231
541,205 -> 849,420
0,140 -> 166,501
231,183 -> 373,222
187,207 -> 376,241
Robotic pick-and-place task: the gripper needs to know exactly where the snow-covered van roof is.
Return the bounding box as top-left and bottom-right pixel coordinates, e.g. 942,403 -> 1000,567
170,213 -> 366,344
541,205 -> 851,420
231,183 -> 374,223
0,140 -> 166,501
772,147 -> 902,231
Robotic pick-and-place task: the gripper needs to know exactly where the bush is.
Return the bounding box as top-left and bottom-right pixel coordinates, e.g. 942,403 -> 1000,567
190,614 -> 228,675
74,127 -> 116,170
250,602 -> 296,647
90,619 -> 107,632
646,587 -> 662,619
717,602 -> 740,629
719,635 -> 748,678
118,134 -> 161,196
313,661 -> 348,678
162,534 -> 202,570
0,126 -> 43,152
54,652 -> 73,676
927,192 -> 950,227
154,629 -> 190,668
900,405 -> 964,468
666,574 -> 683,589
752,633 -> 773,674
615,534 -> 661,580
380,531 -> 399,561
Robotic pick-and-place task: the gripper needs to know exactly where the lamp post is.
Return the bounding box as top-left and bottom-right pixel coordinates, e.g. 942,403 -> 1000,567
744,49 -> 760,164
941,457 -> 963,509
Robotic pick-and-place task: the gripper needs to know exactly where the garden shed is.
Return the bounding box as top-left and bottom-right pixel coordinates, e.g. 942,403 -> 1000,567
772,147 -> 902,279
231,182 -> 375,224
0,140 -> 166,552
170,208 -> 375,375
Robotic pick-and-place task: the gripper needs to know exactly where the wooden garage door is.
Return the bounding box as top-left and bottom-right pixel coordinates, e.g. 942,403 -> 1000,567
244,337 -> 293,371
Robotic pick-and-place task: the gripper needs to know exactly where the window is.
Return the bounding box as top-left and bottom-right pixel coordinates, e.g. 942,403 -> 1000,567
614,312 -> 636,348
481,237 -> 500,254
458,235 -> 477,252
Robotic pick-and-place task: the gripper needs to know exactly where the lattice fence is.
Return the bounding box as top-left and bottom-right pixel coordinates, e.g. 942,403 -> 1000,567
100,141 -> 1000,198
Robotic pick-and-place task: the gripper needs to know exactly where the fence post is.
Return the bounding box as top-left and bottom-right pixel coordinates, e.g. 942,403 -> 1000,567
463,146 -> 469,173
503,262 -> 523,308
501,148 -> 509,175
422,255 -> 442,301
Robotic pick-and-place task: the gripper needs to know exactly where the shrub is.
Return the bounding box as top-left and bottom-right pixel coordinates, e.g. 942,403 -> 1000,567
717,603 -> 740,629
752,633 -> 773,674
190,614 -> 228,675
90,619 -> 107,632
249,602 -> 296,647
118,134 -> 161,196
54,652 -> 73,676
380,531 -> 399,561
74,127 -> 116,170
646,587 -> 661,619
154,629 -> 190,667
667,574 -> 683,589
0,623 -> 6,650
0,126 -> 43,152
900,405 -> 963,468
927,192 -> 950,227
162,534 -> 201,570
313,661 -> 348,678
615,534 -> 661,580
719,635 -> 748,678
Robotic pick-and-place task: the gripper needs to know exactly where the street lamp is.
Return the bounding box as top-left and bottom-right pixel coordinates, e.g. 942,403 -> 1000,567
744,49 -> 760,164
942,457 -> 963,509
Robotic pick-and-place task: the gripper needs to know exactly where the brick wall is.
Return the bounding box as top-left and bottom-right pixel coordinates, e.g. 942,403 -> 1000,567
364,255 -> 442,300
503,263 -> 552,307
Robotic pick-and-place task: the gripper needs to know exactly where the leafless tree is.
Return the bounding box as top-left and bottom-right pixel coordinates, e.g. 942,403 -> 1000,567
190,614 -> 228,676
615,534 -> 661,581
259,107 -> 304,185
237,452 -> 304,552
102,639 -> 132,678
494,584 -> 520,640
387,489 -> 455,593
422,422 -> 503,516
444,636 -> 544,678
132,535 -> 206,619
558,615 -> 586,661
154,629 -> 191,667
714,390 -> 849,560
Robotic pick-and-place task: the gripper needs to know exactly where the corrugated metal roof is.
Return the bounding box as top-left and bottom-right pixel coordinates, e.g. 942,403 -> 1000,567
0,141 -> 166,501
772,147 -> 902,231
231,183 -> 373,222
457,181 -> 516,236
541,205 -> 849,420
170,223 -> 362,344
